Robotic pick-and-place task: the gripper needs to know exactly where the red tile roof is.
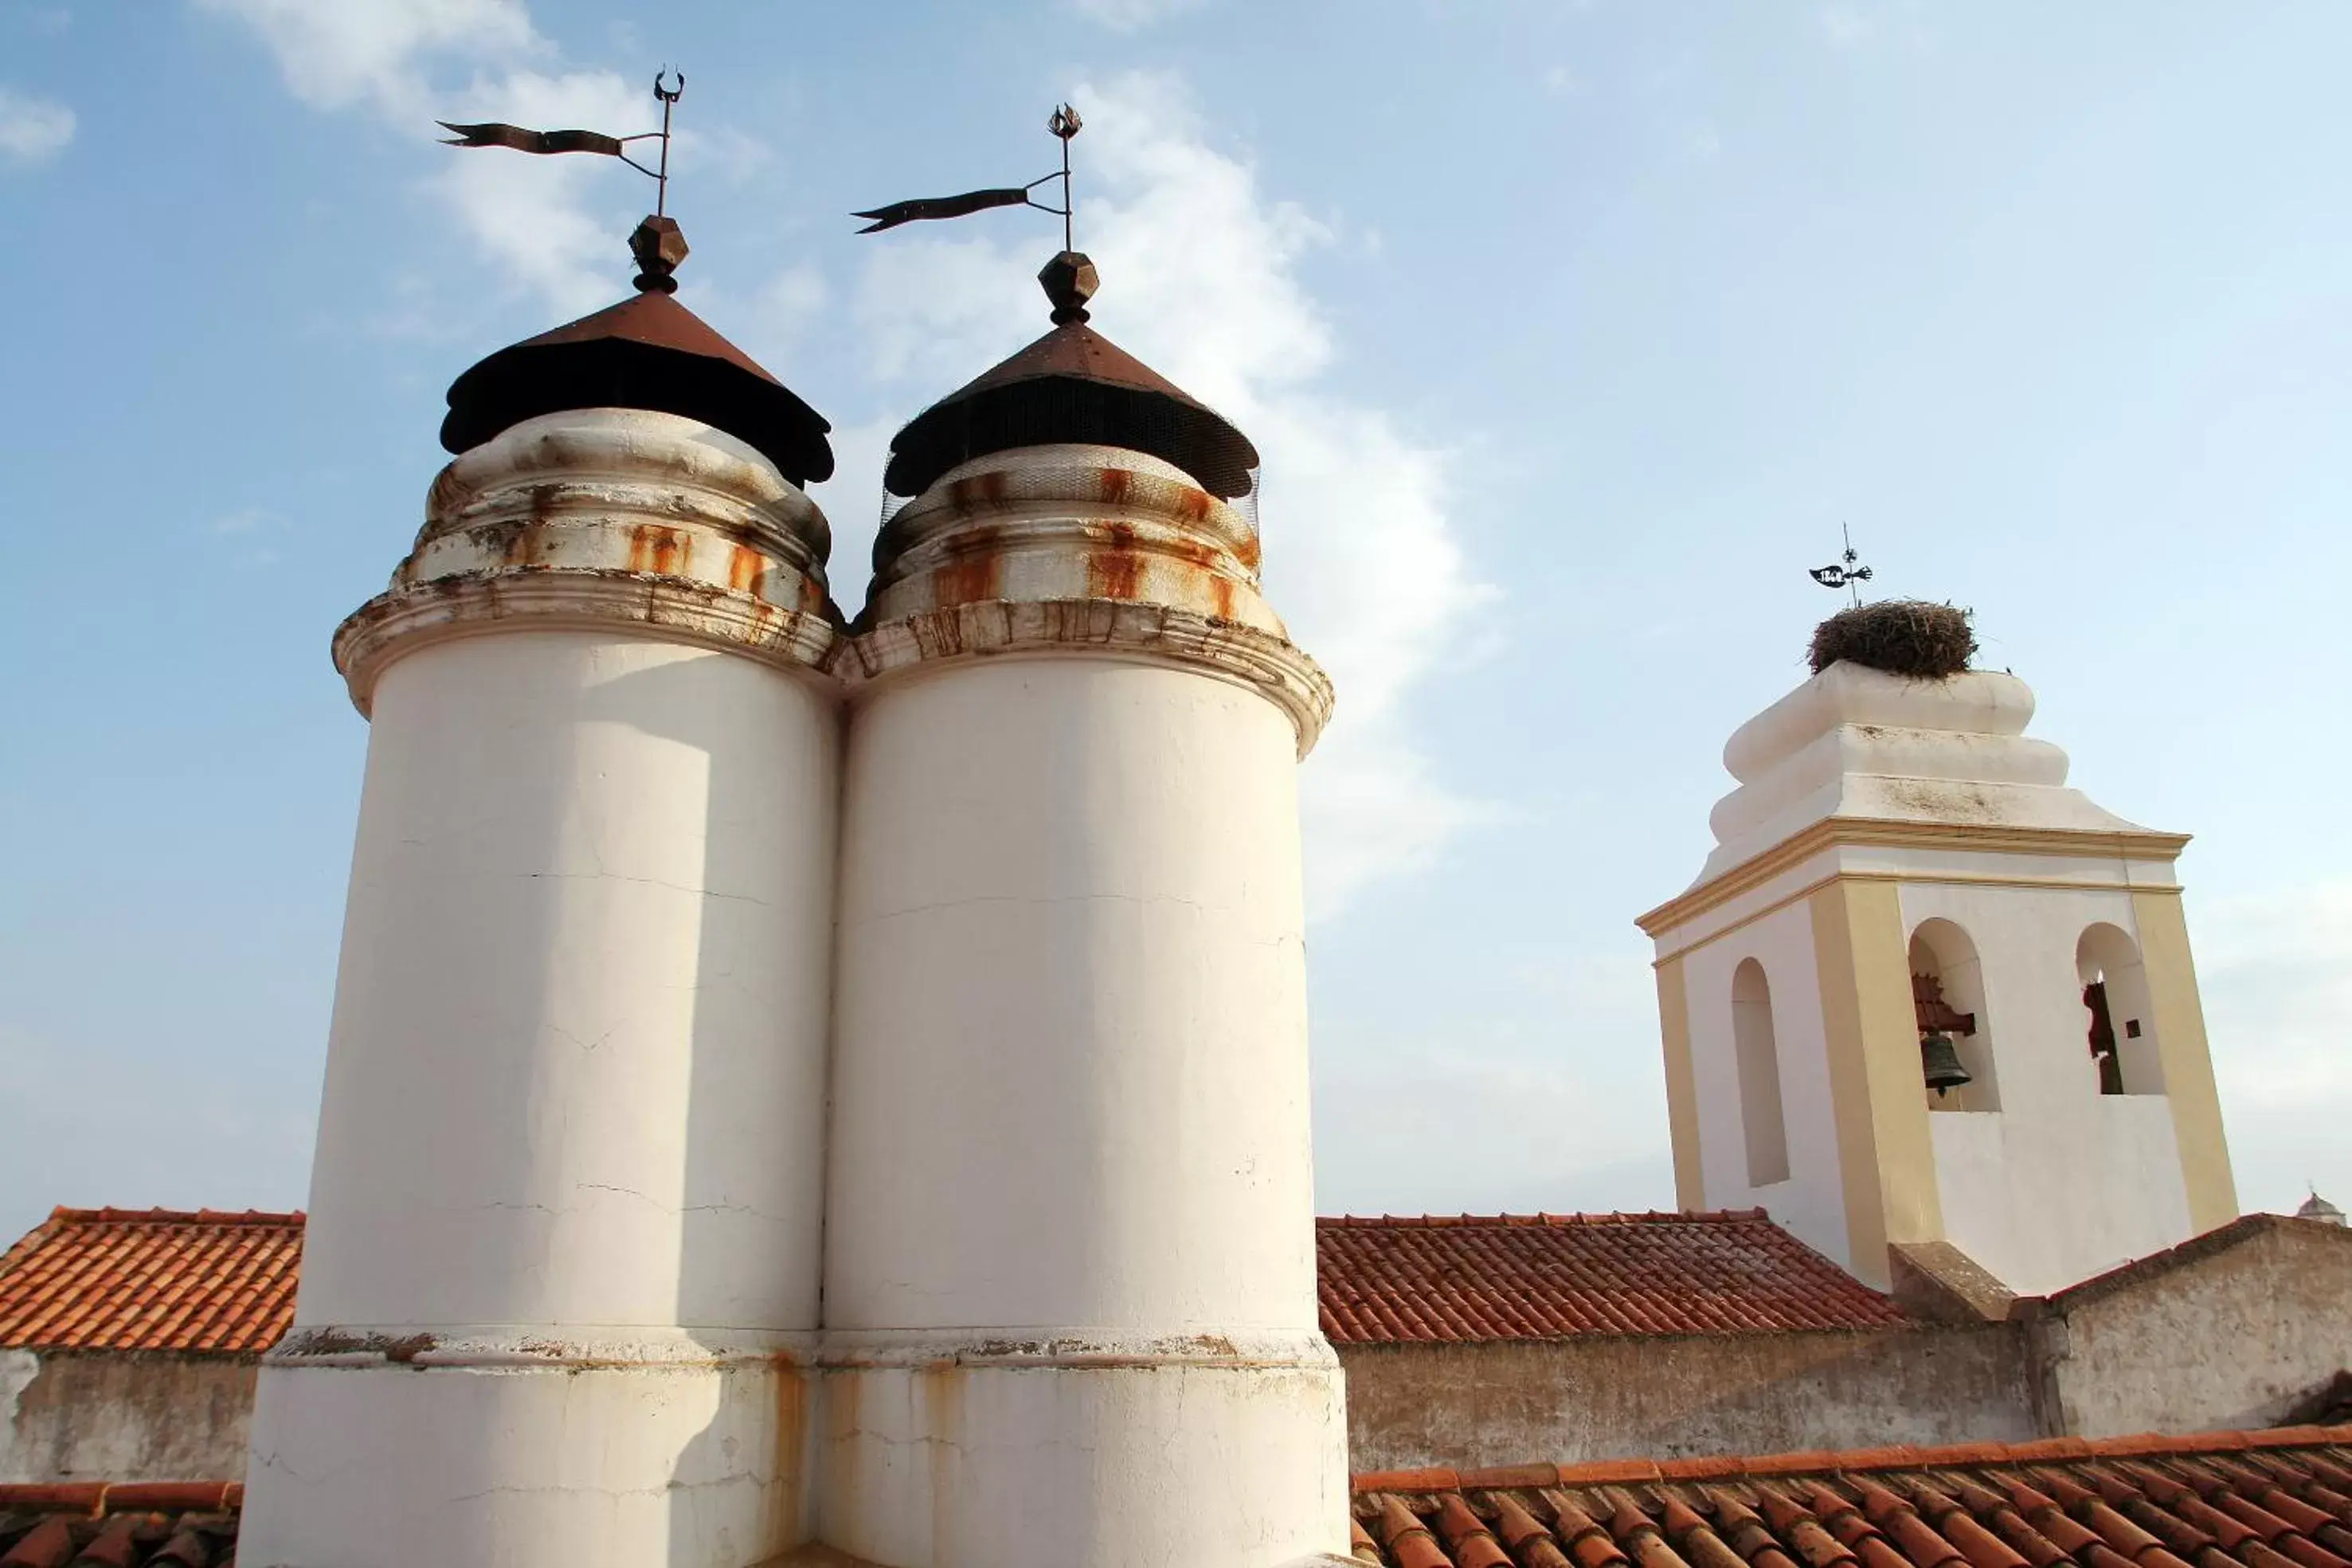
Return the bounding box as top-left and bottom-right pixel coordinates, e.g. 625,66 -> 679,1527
10,1430 -> 2350,1568
0,1484 -> 240,1567
1348,1427 -> 2352,1568
0,1208 -> 302,1354
0,1206 -> 1904,1355
1318,1210 -> 1912,1343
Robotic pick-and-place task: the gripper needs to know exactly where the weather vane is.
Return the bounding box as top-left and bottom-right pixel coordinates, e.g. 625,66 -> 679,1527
853,104 -> 1083,251
1809,524 -> 1874,606
439,68 -> 687,218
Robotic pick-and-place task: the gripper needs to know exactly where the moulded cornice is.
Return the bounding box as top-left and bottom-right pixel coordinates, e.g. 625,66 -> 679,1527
335,569 -> 838,715
841,596 -> 1335,757
1635,815 -> 2194,939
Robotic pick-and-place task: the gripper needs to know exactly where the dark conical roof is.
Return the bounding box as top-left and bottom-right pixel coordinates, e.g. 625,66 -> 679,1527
882,252 -> 1258,499
440,221 -> 834,486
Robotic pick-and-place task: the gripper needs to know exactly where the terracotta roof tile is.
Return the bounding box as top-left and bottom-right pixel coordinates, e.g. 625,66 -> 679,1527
1351,1429 -> 2352,1568
0,1208 -> 302,1354
0,1485 -> 239,1568
1318,1211 -> 1909,1343
10,1205 -> 1896,1359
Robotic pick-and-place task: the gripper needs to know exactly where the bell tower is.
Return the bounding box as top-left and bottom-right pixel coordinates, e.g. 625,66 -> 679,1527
1638,608 -> 2237,1295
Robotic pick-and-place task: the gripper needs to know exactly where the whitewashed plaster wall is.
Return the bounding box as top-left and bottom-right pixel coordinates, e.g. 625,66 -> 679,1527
1904,879 -> 2190,1296
1678,894 -> 1853,1270
245,409 -> 843,1568
820,444 -> 1349,1567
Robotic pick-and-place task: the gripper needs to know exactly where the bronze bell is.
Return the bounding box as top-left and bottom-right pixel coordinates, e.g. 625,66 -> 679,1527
1920,1032 -> 1972,1097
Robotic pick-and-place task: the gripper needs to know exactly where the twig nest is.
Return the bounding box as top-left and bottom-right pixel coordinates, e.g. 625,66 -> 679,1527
1809,599 -> 1976,678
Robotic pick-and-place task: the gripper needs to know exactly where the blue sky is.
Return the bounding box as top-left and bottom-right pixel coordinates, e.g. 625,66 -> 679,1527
3,1 -> 2348,1249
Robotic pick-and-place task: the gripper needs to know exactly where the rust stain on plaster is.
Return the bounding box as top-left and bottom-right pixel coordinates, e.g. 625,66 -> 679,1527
949,469 -> 1011,511
929,524 -> 1004,608
728,542 -> 765,594
1086,520 -> 1145,600
770,1354 -> 810,1557
626,523 -> 692,578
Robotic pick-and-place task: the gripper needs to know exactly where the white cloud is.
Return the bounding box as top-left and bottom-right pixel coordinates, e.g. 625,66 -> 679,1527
842,71 -> 1493,918
807,415 -> 898,607
755,259 -> 830,350
1819,5 -> 1878,49
2195,880 -> 2352,1215
0,87 -> 75,166
1066,0 -> 1209,32
198,0 -> 699,316
194,0 -> 537,119
430,67 -> 648,318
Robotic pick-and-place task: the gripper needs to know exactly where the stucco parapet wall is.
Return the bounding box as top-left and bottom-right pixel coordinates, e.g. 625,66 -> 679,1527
817,1324 -> 1340,1372
2035,1211 -> 2352,1312
264,1323 -> 816,1371
842,597 -> 1335,755
333,407 -> 839,712
1638,815 -> 2193,948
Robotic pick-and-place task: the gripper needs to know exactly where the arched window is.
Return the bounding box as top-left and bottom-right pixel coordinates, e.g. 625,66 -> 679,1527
1731,958 -> 1790,1187
2076,924 -> 2164,1096
1908,919 -> 2000,1112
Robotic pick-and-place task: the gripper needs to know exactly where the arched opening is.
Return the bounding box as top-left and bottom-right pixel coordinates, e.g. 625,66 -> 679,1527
2076,923 -> 2164,1096
1909,919 -> 2000,1112
1731,958 -> 1790,1187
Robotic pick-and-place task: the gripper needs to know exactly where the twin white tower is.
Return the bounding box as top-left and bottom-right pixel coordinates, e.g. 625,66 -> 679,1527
241,237 -> 1352,1565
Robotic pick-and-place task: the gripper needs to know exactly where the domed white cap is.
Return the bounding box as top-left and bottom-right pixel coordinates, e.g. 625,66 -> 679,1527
1694,661 -> 2149,884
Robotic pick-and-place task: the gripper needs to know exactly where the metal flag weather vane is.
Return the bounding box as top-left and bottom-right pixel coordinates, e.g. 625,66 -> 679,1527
854,104 -> 1083,250
1809,524 -> 1874,606
440,68 -> 687,217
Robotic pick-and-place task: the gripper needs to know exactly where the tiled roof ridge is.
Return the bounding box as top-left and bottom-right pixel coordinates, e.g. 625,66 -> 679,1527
2045,1212 -> 2347,1309
1350,1423 -> 2352,1495
0,1480 -> 242,1515
1320,1209 -> 1772,1229
41,1206 -> 305,1228
1317,1207 -> 1904,1342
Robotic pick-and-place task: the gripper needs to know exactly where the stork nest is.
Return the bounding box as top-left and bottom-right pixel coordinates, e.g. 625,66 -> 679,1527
1809,600 -> 1976,678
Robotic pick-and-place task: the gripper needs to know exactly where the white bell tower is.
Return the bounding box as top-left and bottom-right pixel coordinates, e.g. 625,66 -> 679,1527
1639,639 -> 2237,1296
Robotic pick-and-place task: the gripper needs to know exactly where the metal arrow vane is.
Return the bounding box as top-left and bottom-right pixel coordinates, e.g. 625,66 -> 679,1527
1809,523 -> 1874,606
440,68 -> 687,217
855,104 -> 1083,251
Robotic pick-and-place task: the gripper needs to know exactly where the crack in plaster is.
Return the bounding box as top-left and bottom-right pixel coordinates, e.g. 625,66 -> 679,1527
525,870 -> 773,907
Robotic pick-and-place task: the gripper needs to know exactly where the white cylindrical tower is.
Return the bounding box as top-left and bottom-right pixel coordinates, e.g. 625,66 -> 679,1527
820,254 -> 1351,1566
242,225 -> 843,1567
